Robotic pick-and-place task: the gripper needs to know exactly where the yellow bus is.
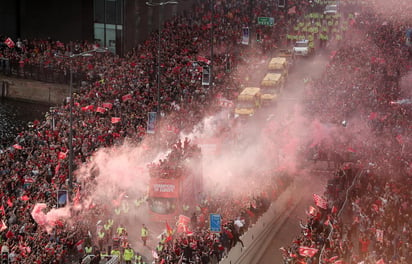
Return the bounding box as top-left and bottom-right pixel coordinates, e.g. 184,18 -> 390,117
260,73 -> 284,105
235,87 -> 261,117
268,57 -> 288,77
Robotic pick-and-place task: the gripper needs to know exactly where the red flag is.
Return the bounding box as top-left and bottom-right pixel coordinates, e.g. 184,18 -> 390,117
56,41 -> 65,48
172,66 -> 181,73
112,192 -> 126,207
246,209 -> 255,218
81,105 -> 94,111
197,55 -> 211,64
219,98 -> 234,108
111,117 -> 121,124
327,256 -> 339,262
75,240 -> 84,253
7,198 -> 13,208
288,6 -> 297,14
152,250 -> 159,259
313,194 -> 328,209
396,134 -> 404,144
369,112 -> 378,120
4,37 -> 15,48
332,205 -> 338,214
177,254 -> 184,264
55,162 -> 61,175
165,221 -> 174,242
122,94 -> 132,102
13,144 -> 23,150
20,195 -> 30,201
177,215 -> 191,233
0,219 -> 7,232
347,147 -> 356,153
102,102 -> 113,109
376,259 -> 385,264
96,107 -> 106,113
166,125 -> 180,134
298,246 -> 318,257
307,205 -> 317,216
73,189 -> 81,207
376,229 -> 383,243
24,177 -> 35,184
58,152 -> 67,160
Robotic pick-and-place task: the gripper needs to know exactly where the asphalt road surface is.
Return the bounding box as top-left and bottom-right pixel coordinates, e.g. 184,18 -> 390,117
257,51 -> 333,264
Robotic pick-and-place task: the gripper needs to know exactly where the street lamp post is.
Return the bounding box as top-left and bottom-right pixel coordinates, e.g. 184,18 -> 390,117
55,48 -> 107,198
146,1 -> 179,116
210,0 -> 214,90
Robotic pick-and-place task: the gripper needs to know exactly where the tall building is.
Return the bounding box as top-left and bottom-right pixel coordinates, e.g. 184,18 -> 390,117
0,0 -> 195,56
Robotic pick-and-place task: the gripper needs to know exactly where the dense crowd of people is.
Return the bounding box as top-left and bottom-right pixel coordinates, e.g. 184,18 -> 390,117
280,0 -> 412,264
0,0 -> 303,263
0,0 -> 410,263
145,138 -> 290,264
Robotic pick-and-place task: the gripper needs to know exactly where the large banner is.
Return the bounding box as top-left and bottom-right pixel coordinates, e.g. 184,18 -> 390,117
147,111 -> 157,134
149,178 -> 179,198
241,27 -> 250,45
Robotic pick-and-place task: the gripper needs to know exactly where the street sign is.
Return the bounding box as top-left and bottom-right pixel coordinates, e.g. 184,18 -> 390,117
57,189 -> 68,208
209,214 -> 221,232
202,66 -> 210,86
147,111 -> 157,134
257,17 -> 275,26
241,27 -> 250,45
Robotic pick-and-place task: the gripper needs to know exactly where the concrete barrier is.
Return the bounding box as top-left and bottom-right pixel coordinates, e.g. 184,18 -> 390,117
220,182 -> 300,264
0,76 -> 68,104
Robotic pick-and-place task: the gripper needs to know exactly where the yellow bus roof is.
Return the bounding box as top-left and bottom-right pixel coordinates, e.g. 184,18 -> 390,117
263,73 -> 282,82
269,57 -> 287,64
239,87 -> 261,96
261,73 -> 282,86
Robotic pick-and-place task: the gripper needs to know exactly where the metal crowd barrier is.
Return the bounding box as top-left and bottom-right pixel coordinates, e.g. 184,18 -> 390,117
0,58 -> 86,88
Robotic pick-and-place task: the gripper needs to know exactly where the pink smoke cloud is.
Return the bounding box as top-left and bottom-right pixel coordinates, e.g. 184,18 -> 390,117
31,203 -> 71,234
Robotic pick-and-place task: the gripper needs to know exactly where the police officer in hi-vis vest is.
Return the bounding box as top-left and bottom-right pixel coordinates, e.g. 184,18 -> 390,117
141,224 -> 149,246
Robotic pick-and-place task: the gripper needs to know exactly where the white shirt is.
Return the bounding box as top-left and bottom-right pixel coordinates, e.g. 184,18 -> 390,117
234,218 -> 244,228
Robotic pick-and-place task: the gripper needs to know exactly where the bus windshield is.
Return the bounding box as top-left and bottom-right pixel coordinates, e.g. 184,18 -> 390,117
237,100 -> 254,108
261,87 -> 277,95
148,197 -> 177,215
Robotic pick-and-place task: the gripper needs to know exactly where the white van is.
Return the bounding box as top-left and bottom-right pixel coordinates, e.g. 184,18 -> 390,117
324,4 -> 338,15
293,40 -> 311,56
